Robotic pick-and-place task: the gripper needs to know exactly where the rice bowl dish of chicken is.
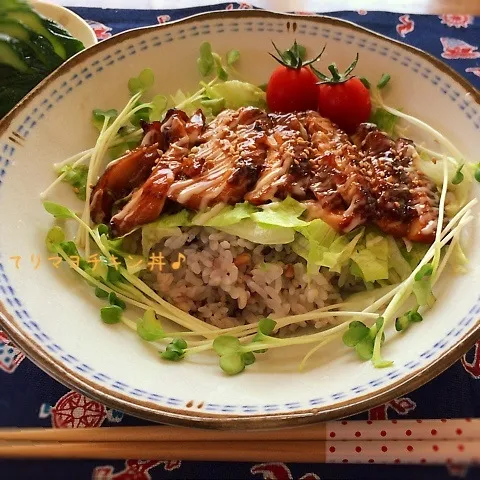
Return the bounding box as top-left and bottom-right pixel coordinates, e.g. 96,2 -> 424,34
0,12 -> 479,427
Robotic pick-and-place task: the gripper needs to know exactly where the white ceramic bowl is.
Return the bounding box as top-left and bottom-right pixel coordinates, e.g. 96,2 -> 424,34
0,10 -> 479,428
32,0 -> 97,48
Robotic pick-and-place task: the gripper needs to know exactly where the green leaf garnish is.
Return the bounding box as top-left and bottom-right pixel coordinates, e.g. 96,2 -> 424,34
395,307 -> 423,332
409,311 -> 423,323
452,164 -> 464,185
92,108 -> 118,131
377,73 -> 391,89
395,313 -> 410,332
355,337 -> 374,360
172,338 -> 187,350
201,97 -> 226,116
95,287 -> 109,299
213,52 -> 229,80
128,68 -> 155,94
149,94 -> 168,121
412,278 -> 436,307
45,226 -> 65,253
226,49 -> 240,66
97,224 -> 109,236
107,266 -> 122,284
342,321 -> 370,347
160,350 -> 182,361
137,309 -> 165,341
219,352 -> 245,375
58,164 -> 89,200
160,338 -> 188,361
359,77 -> 371,89
43,201 -> 75,219
359,77 -> 372,90
108,291 -> 126,310
242,351 -> 256,366
59,240 -> 80,258
414,263 -> 433,281
474,164 -> 480,183
198,42 -> 214,77
100,305 -> 122,324
213,335 -> 241,356
258,318 -> 276,336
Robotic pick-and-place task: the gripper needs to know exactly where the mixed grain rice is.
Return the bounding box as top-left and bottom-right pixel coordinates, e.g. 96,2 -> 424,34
141,227 -> 343,331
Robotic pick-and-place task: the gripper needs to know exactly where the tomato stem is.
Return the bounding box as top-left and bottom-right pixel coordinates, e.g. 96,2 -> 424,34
269,40 -> 326,70
312,53 -> 360,85
328,64 -> 341,81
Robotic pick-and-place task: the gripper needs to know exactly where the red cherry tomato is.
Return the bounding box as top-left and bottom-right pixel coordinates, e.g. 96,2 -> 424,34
266,66 -> 319,113
317,77 -> 371,133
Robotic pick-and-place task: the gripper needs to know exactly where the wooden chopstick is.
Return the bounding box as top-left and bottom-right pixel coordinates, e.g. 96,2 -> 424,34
0,419 -> 478,443
1,440 -> 479,464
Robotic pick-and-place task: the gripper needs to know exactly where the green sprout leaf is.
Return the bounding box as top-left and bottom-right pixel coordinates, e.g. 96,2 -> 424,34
219,352 -> 245,375
474,164 -> 480,183
160,337 -> 188,361
172,338 -> 187,350
59,240 -> 80,258
414,263 -> 434,281
92,108 -> 118,131
213,335 -> 241,356
413,277 -> 436,307
359,77 -> 371,89
409,311 -> 423,323
198,41 -> 214,77
131,105 -> 151,127
107,266 -> 122,284
137,308 -> 165,341
161,350 -> 182,361
355,337 -> 374,360
226,49 -> 240,66
377,73 -> 391,89
242,351 -> 256,366
59,164 -> 89,200
149,94 -> 168,121
452,164 -> 465,185
100,305 -> 122,324
212,52 -> 229,80
201,97 -> 226,116
251,318 -> 277,351
108,291 -> 126,310
395,313 -> 411,332
95,287 -> 109,299
97,224 -> 110,237
342,321 -> 370,347
128,68 -> 155,94
45,226 -> 65,253
43,201 -> 75,219
258,318 -> 276,336
139,68 -> 154,88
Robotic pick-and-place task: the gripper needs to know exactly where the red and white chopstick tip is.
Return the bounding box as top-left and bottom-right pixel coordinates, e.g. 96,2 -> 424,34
325,440 -> 479,465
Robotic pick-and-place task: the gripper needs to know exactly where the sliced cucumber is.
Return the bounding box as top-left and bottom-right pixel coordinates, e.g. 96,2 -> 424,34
0,18 -> 32,43
0,33 -> 29,72
0,0 -> 29,14
4,9 -> 66,59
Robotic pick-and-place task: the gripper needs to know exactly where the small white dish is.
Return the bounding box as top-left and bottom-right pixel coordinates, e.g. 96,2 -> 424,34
31,0 -> 97,48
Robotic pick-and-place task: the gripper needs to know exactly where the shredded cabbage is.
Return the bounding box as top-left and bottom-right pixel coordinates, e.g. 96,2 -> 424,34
218,219 -> 295,244
251,197 -> 308,228
205,80 -> 266,110
199,202 -> 257,227
351,233 -> 389,282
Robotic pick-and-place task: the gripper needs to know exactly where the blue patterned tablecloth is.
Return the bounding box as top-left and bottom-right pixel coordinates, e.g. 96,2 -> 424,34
1,3 -> 479,479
